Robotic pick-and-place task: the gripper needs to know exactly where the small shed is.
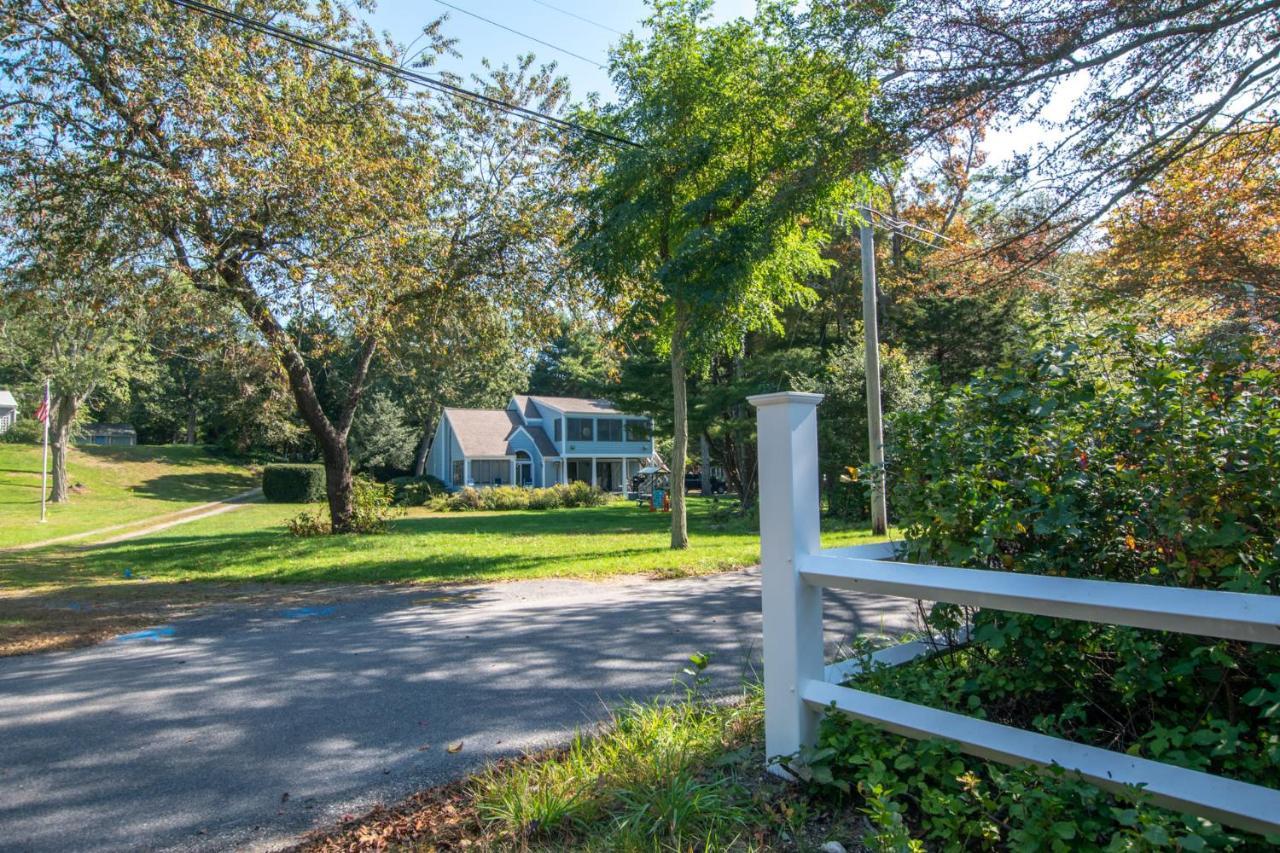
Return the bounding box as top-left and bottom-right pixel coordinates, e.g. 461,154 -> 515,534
79,423 -> 137,447
0,390 -> 17,434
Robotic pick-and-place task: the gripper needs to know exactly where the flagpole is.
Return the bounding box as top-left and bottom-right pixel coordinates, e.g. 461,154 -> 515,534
40,379 -> 49,523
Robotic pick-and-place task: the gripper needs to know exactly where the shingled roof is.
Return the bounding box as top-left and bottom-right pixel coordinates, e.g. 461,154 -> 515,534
443,408 -> 558,458
526,395 -> 622,415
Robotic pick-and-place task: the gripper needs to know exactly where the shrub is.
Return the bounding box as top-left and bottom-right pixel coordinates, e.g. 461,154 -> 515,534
349,474 -> 400,534
388,474 -> 446,506
432,482 -> 613,512
805,326 -> 1280,846
262,463 -> 326,503
286,509 -> 329,537
0,419 -> 42,445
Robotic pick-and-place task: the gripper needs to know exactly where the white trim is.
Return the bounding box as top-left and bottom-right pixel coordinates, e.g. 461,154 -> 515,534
753,390 -> 1280,836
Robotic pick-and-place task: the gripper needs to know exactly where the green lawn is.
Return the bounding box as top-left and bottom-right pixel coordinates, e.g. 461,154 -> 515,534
0,443 -> 258,548
2,498 -> 882,587
0,496 -> 882,655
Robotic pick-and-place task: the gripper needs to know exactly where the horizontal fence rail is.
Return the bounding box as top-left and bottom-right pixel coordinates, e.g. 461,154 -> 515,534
748,391 -> 1280,837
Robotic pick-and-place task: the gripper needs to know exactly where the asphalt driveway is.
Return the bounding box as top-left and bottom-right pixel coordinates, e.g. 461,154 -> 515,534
0,569 -> 918,852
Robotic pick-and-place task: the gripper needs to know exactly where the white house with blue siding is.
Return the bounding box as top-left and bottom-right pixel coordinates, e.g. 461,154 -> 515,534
425,395 -> 654,492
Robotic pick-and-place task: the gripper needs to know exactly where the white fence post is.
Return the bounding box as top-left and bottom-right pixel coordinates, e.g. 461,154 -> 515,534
749,391 -> 825,775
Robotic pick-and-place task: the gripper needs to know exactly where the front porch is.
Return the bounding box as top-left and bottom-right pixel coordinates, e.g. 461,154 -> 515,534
550,456 -> 647,493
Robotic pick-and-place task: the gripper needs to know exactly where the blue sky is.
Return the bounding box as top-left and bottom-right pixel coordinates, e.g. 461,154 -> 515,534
362,0 -> 758,104
358,0 -> 1074,165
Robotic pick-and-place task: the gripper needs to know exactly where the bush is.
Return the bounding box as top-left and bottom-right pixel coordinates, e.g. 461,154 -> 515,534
805,326 -> 1280,846
262,463 -> 326,503
349,474 -> 400,534
0,419 -> 42,445
388,474 -> 446,506
432,482 -> 612,512
286,509 -> 329,537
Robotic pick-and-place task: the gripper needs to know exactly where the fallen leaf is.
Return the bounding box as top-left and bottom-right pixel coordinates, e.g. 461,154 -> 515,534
281,792 -> 289,803
447,741 -> 463,753
417,744 -> 431,751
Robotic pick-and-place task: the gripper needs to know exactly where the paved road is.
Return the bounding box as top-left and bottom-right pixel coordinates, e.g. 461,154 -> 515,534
0,570 -> 919,852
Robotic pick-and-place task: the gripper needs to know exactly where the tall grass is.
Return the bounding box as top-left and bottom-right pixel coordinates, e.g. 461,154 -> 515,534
472,686 -> 764,850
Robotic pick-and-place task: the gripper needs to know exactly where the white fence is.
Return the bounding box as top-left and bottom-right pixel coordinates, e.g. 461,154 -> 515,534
749,391 -> 1280,837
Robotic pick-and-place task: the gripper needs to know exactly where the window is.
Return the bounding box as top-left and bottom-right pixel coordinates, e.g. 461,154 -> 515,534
567,459 -> 592,483
625,419 -> 651,442
452,460 -> 464,485
554,418 -> 562,442
567,417 -> 593,442
471,459 -> 507,485
596,419 -> 622,442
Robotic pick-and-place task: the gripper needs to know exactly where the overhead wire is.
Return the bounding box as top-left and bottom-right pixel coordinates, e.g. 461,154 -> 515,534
529,0 -> 624,35
163,0 -> 639,148
429,0 -> 607,69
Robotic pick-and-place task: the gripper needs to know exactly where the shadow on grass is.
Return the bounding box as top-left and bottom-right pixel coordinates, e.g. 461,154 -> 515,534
130,471 -> 258,503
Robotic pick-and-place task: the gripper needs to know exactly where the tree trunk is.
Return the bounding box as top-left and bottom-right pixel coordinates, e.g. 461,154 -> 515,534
226,266 -> 374,535
185,406 -> 198,445
699,433 -> 712,495
48,395 -> 77,504
321,438 -> 355,532
412,417 -> 433,477
669,304 -> 690,550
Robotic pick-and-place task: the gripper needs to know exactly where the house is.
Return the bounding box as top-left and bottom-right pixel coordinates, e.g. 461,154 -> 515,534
78,423 -> 137,446
425,395 -> 654,492
0,390 -> 17,434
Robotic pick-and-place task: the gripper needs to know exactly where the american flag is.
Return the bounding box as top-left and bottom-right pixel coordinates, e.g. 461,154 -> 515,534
35,392 -> 49,424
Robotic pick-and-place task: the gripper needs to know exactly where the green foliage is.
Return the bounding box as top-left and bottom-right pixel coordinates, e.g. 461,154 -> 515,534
348,475 -> 400,535
472,688 -> 762,849
348,391 -> 417,474
287,475 -> 398,535
805,326 -> 1280,847
262,464 -> 327,504
433,482 -> 612,512
0,419 -> 41,445
388,474 -> 446,507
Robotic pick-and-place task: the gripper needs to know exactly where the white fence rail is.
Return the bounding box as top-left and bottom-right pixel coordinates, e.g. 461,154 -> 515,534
749,391 -> 1280,837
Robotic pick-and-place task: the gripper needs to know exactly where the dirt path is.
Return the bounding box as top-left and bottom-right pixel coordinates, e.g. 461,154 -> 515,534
2,488 -> 263,552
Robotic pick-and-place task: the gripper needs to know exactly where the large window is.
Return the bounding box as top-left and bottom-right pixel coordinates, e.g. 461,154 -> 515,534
452,460 -> 464,485
554,418 -> 562,442
596,418 -> 622,442
625,419 -> 650,442
567,417 -> 593,442
567,459 -> 592,483
471,459 -> 507,485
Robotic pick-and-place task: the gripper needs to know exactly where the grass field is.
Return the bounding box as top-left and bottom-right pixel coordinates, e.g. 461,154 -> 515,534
0,443 -> 258,548
0,497 -> 883,655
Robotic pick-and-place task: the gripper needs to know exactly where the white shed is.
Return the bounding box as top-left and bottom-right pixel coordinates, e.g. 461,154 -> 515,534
0,390 -> 18,434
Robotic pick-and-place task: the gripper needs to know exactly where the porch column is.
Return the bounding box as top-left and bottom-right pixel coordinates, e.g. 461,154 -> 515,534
463,458 -> 471,485
510,458 -> 517,487
590,457 -> 597,487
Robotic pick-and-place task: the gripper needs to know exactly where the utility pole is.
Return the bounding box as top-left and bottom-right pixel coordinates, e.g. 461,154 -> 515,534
859,206 -> 888,534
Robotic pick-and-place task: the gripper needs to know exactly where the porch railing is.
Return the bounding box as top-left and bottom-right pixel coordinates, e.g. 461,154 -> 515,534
749,391 -> 1280,837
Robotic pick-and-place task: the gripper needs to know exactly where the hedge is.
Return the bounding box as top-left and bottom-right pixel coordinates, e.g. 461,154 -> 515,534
262,464 -> 326,503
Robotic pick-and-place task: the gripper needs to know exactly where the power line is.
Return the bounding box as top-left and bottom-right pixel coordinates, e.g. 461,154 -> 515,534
163,0 -> 638,148
430,0 -> 606,69
529,0 -> 624,36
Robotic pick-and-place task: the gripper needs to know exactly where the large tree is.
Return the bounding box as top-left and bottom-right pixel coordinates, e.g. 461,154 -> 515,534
575,0 -> 890,548
0,176 -> 149,502
0,1 -> 552,530
865,0 -> 1280,259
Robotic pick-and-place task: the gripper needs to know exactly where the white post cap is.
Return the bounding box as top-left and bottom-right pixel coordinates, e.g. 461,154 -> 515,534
747,391 -> 825,408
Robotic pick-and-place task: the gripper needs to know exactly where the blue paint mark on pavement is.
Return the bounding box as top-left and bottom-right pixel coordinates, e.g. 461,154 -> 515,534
114,627 -> 176,642
280,606 -> 336,619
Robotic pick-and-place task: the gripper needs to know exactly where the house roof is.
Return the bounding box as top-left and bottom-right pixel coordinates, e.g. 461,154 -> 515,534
527,395 -> 623,415
510,395 -> 542,420
0,390 -> 16,409
84,423 -> 136,434
444,408 -> 559,458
